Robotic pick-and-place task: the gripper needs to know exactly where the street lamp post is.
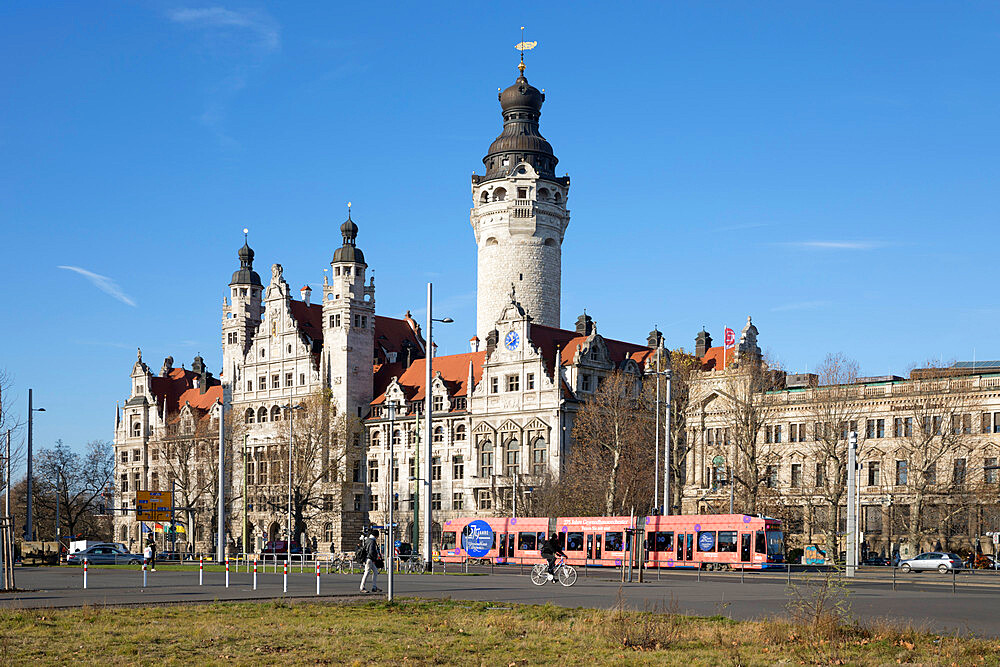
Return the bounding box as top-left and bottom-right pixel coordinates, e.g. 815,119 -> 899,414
385,400 -> 399,601
663,366 -> 672,516
25,389 -> 45,541
421,281 -> 453,570
242,434 -> 249,556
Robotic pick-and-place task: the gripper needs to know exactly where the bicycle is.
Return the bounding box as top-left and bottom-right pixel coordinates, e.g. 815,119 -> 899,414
531,558 -> 577,587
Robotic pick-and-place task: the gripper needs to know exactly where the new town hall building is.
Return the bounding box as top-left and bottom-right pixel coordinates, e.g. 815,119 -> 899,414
112,57 -> 662,554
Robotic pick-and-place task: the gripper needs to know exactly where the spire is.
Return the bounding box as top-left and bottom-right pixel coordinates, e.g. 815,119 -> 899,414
332,202 -> 365,265
231,228 -> 262,286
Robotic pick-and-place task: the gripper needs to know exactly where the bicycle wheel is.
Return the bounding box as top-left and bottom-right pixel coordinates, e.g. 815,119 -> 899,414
558,565 -> 577,587
530,563 -> 547,586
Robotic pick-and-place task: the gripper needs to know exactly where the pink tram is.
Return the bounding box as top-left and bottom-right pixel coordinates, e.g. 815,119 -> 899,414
434,514 -> 784,570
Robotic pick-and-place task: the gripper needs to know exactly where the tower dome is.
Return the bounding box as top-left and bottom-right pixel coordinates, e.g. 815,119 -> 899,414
332,211 -> 365,264
231,238 -> 262,286
482,64 -> 558,180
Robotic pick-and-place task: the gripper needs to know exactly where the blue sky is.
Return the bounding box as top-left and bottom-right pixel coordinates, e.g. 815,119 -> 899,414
2,1 -> 999,458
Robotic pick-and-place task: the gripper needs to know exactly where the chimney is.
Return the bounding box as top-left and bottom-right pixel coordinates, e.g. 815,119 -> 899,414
695,329 -> 712,358
575,312 -> 594,336
470,336 -> 480,353
300,285 -> 312,306
647,329 -> 663,349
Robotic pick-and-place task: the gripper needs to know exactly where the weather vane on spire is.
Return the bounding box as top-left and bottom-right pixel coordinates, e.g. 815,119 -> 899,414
243,227 -> 248,242
515,26 -> 537,74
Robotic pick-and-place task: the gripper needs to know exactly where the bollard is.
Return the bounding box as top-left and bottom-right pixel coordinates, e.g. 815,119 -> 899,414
226,558 -> 230,588
787,563 -> 791,585
83,558 -> 88,589
892,565 -> 896,591
316,561 -> 320,595
741,564 -> 745,584
697,565 -> 701,582
143,558 -> 147,588
283,561 -> 288,593
199,556 -> 203,586
253,560 -> 258,590
952,567 -> 957,593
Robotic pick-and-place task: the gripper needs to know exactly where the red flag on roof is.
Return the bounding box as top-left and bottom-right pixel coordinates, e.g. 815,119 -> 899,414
724,327 -> 735,348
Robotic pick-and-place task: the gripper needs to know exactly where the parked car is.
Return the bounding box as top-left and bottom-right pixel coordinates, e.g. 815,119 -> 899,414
898,552 -> 964,573
861,555 -> 890,566
66,545 -> 143,566
158,550 -> 193,562
260,541 -> 310,560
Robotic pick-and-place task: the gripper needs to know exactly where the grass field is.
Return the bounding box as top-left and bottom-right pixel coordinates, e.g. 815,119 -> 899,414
0,598 -> 997,665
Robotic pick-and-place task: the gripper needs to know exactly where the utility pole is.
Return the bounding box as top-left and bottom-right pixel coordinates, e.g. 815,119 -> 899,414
846,430 -> 858,577
663,366 -> 672,515
4,430 -> 10,520
216,398 -> 225,563
26,389 -> 34,541
386,400 -> 398,602
654,346 -> 660,512
242,434 -> 248,556
423,282 -> 433,570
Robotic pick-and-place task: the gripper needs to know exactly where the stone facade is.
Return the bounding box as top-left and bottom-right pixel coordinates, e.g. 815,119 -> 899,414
683,324 -> 1000,560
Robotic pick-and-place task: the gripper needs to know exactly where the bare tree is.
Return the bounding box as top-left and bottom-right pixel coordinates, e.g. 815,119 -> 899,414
664,348 -> 700,514
565,371 -> 655,515
717,358 -> 783,515
33,439 -> 114,541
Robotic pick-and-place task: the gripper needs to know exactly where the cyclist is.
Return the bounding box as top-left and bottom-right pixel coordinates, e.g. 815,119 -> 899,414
539,533 -> 567,582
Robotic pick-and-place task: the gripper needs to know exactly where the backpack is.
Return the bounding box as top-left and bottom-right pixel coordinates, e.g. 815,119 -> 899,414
354,542 -> 367,563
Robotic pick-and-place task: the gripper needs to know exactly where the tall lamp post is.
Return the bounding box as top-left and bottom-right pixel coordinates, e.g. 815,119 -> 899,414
422,282 -> 453,570
25,389 -> 45,541
663,367 -> 672,515
282,402 -> 305,567
385,399 -> 399,601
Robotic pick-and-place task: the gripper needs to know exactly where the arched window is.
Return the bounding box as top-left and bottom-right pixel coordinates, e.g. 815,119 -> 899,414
371,430 -> 381,447
504,437 -> 519,475
480,191 -> 489,203
270,405 -> 282,422
245,408 -> 255,424
532,437 -> 547,475
554,192 -> 562,202
492,187 -> 507,202
120,525 -> 128,541
544,237 -> 557,247
455,424 -> 467,441
131,421 -> 142,437
537,187 -> 549,200
258,407 -> 268,423
433,426 -> 444,443
392,430 -> 401,446
485,237 -> 498,247
479,440 -> 494,477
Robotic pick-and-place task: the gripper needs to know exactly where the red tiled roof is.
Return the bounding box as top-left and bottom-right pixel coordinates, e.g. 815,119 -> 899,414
528,324 -> 652,376
289,299 -> 323,342
371,351 -> 485,407
375,315 -> 425,359
149,368 -> 222,420
701,345 -> 735,371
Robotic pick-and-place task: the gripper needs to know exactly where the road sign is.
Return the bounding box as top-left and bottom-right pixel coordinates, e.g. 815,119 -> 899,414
135,490 -> 172,522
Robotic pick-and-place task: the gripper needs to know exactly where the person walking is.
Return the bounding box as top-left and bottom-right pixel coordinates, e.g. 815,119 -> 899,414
147,537 -> 157,572
359,528 -> 382,593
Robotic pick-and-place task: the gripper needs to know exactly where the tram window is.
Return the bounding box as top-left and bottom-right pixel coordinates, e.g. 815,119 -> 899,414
441,531 -> 456,551
717,531 -> 737,553
755,530 -> 767,554
565,532 -> 584,551
654,531 -> 673,552
604,532 -> 624,552
697,531 -> 717,552
518,532 -> 537,550
538,532 -> 548,547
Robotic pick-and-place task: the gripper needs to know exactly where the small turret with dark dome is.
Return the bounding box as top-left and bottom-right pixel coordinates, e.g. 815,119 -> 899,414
231,235 -> 262,286
332,207 -> 366,265
481,60 -> 558,181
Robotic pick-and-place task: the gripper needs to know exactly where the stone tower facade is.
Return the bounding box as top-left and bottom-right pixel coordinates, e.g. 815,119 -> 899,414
471,60 -> 570,341
322,210 -> 377,418
221,238 -> 263,393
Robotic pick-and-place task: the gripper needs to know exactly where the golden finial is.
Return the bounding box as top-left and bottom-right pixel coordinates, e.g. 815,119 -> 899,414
515,26 -> 537,74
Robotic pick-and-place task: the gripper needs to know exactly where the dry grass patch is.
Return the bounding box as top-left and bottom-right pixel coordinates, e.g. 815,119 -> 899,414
0,598 -> 997,665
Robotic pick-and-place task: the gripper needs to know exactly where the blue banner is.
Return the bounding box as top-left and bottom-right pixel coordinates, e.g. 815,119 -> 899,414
698,531 -> 715,551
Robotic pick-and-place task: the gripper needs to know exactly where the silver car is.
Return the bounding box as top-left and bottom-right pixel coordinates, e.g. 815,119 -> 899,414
898,552 -> 963,573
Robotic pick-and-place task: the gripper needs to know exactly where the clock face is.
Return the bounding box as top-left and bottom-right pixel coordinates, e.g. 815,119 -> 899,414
504,330 -> 519,351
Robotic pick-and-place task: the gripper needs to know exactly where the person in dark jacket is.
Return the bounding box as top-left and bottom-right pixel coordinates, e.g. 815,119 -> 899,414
359,528 -> 382,593
539,533 -> 567,582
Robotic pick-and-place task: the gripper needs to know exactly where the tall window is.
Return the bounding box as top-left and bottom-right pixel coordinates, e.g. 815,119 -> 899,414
368,460 -> 379,483
490,377 -> 499,393
258,407 -> 268,423
431,456 -> 441,481
790,463 -> 802,488
431,493 -> 441,510
953,458 -> 967,485
392,430 -> 401,446
925,462 -> 937,485
815,462 -> 826,488
285,372 -> 293,387
867,461 -> 880,486
131,421 -> 142,437
455,424 -> 466,441
432,396 -> 444,412
506,374 -> 519,392
271,374 -> 280,389
504,438 -> 519,475
453,455 -> 464,480
526,373 -> 535,390
453,492 -> 464,510
433,426 -> 444,443
765,465 -> 778,488
352,460 -> 361,483
986,457 -> 998,484
477,489 -> 492,510
371,495 -> 379,512
895,460 -> 908,486
408,457 -> 416,480
479,441 -> 494,477
532,437 -> 547,475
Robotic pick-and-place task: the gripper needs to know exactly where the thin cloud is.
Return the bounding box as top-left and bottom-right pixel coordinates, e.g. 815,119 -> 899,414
167,7 -> 280,52
770,300 -> 831,312
58,266 -> 137,307
781,241 -> 886,250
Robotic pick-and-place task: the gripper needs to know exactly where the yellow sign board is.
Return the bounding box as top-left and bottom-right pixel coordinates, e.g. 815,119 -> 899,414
135,490 -> 172,522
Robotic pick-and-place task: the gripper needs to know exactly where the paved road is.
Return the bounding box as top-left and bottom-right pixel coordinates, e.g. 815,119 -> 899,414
3,566 -> 1000,637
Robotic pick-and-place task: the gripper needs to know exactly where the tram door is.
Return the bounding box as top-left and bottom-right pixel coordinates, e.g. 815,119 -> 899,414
685,534 -> 694,561
676,533 -> 686,561
740,533 -> 751,562
586,533 -> 602,561
498,533 -> 509,559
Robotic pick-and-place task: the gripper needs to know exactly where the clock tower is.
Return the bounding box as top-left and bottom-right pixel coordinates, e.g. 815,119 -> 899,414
471,57 -> 570,341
